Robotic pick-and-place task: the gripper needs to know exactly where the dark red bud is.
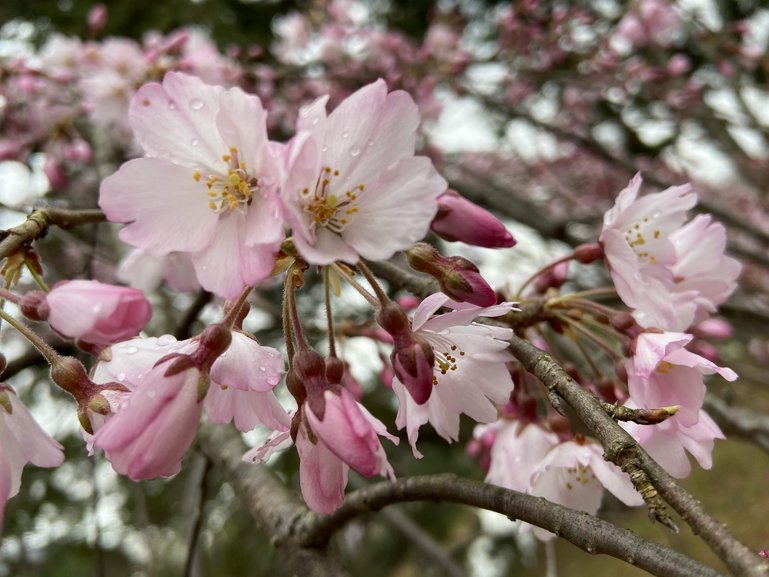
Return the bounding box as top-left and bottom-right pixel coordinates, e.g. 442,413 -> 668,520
325,356 -> 345,385
19,291 -> 49,321
574,243 -> 603,264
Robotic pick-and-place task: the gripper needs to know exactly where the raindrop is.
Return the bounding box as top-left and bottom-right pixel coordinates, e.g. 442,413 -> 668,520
311,117 -> 319,126
147,389 -> 157,398
341,130 -> 350,139
117,372 -> 126,382
651,211 -> 661,219
220,351 -> 227,358
321,145 -> 329,153
137,373 -> 144,380
259,366 -> 266,372
191,138 -> 199,147
367,139 -> 374,147
168,101 -> 177,110
126,346 -> 138,355
189,98 -> 204,110
157,334 -> 177,346
350,146 -> 361,157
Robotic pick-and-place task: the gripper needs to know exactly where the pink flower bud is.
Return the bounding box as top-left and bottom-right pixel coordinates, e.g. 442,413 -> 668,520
406,243 -> 496,306
305,387 -> 396,478
431,190 -> 516,248
87,4 -> 108,36
391,337 -> 435,405
44,280 -> 152,348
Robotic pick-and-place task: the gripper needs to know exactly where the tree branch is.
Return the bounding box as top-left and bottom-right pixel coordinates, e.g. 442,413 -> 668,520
294,475 -> 727,577
0,207 -> 106,260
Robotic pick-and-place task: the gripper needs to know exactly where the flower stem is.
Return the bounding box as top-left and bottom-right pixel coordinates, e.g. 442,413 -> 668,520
0,308 -> 61,366
25,259 -> 49,291
356,261 -> 391,305
323,267 -> 337,358
330,263 -> 379,307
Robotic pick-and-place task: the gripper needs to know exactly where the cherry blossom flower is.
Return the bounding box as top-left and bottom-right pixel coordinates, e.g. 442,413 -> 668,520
392,293 -> 517,456
305,387 -> 397,480
22,280 -> 152,348
599,174 -> 739,330
484,421 -> 558,493
525,439 -> 642,541
92,330 -> 286,478
0,386 -> 64,529
622,406 -> 724,478
628,332 -> 737,427
295,420 -> 349,514
99,72 -> 284,299
281,79 -> 446,265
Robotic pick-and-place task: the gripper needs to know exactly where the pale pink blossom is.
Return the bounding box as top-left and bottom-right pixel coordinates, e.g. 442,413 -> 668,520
305,387 -> 397,479
599,174 -> 739,330
392,293 -> 517,457
526,440 -> 642,541
281,79 -> 446,265
93,353 -> 204,480
628,332 -> 737,427
622,407 -> 724,478
99,72 -> 284,299
484,421 -> 558,493
295,421 -> 348,514
30,280 -> 152,347
0,387 -> 64,529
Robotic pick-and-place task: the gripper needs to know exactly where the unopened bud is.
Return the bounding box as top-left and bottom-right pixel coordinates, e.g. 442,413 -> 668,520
377,301 -> 411,340
406,243 -> 496,307
391,337 -> 435,405
431,190 -> 516,248
50,356 -> 91,398
325,356 -> 345,385
194,323 -> 233,370
87,4 -> 108,36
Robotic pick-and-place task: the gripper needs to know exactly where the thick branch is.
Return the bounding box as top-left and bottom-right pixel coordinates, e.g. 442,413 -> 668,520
0,207 -> 106,260
507,334 -> 769,577
196,424 -> 352,577
294,475 -> 726,577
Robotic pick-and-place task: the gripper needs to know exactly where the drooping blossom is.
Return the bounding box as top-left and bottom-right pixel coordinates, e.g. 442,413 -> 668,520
99,72 -> 284,299
599,174 -> 739,330
483,421 -> 558,493
281,79 -> 446,265
622,406 -> 724,478
92,329 -> 286,479
0,386 -> 65,529
628,331 -> 737,427
524,439 -> 642,541
392,293 -> 517,457
21,280 -> 152,348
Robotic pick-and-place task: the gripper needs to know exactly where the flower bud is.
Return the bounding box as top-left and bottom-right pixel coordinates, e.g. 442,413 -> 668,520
391,336 -> 435,405
87,4 -> 108,36
19,291 -> 49,322
406,243 -> 496,307
431,190 -> 516,248
574,243 -> 603,264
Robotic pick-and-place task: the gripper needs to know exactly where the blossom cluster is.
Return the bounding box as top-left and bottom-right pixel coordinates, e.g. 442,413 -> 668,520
0,60 -> 744,546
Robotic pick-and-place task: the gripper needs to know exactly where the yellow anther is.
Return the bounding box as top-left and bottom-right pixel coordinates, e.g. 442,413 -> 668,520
192,171 -> 201,182
222,154 -> 232,162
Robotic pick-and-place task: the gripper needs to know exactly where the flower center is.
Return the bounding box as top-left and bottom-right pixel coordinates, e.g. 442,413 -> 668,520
301,166 -> 364,233
193,147 -> 259,214
624,215 -> 662,265
427,338 -> 465,386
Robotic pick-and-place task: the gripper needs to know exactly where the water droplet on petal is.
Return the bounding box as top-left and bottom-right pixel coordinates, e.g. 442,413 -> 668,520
126,346 -> 138,355
311,117 -> 319,125
350,146 -> 361,157
651,211 -> 661,219
168,101 -> 177,110
259,366 -> 266,372
321,145 -> 328,153
157,334 -> 177,346
367,139 -> 374,147
137,373 -> 144,380
191,138 -> 199,146
341,131 -> 350,139
147,389 -> 157,398
190,98 -> 204,110
117,372 -> 126,382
